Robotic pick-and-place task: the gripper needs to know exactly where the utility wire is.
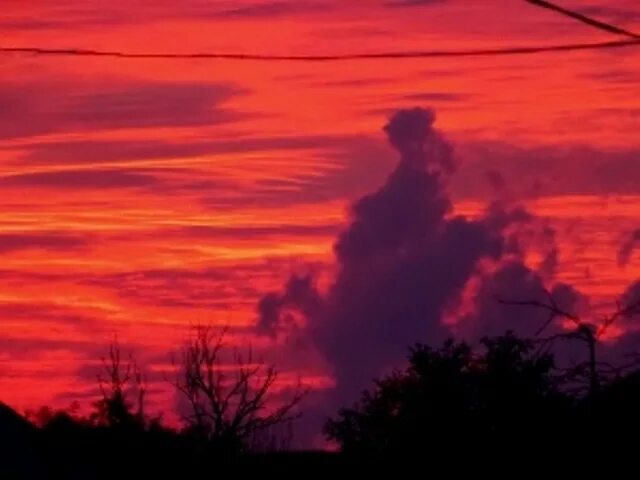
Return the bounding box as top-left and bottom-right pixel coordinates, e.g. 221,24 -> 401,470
1,39 -> 639,62
2,1 -> 640,62
526,0 -> 640,39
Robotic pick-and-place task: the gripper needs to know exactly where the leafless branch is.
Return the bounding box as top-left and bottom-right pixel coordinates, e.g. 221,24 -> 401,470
597,297 -> 640,338
172,325 -> 307,448
94,336 -> 147,428
495,292 -> 580,336
496,287 -> 640,395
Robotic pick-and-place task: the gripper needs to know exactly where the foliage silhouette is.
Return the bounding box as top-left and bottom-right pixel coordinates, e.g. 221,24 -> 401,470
325,332 -> 579,455
5,329 -> 640,474
90,337 -> 148,430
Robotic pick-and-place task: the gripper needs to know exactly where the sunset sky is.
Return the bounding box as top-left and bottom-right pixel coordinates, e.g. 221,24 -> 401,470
1,0 -> 640,437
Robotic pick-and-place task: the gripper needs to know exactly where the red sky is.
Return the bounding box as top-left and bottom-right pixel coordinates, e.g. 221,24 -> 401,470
1,0 -> 639,425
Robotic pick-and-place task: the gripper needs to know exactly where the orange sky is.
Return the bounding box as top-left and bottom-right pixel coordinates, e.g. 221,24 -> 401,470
0,0 -> 639,424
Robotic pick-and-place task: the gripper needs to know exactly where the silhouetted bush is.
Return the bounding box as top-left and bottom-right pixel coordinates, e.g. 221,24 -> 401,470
5,330 -> 640,475
325,332 -> 577,455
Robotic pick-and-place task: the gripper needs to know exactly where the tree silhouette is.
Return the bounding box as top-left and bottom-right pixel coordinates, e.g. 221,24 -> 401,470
173,326 -> 306,452
497,288 -> 640,394
325,332 -> 571,454
91,337 -> 147,430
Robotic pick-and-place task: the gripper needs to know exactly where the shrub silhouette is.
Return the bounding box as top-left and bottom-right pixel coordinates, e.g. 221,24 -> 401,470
90,337 -> 148,431
325,332 -> 572,454
6,330 -> 640,474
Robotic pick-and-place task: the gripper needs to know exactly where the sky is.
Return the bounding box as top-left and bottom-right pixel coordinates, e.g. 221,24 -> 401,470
1,0 -> 640,442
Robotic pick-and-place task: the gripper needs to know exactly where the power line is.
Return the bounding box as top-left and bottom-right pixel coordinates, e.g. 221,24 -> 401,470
1,39 -> 639,62
526,0 -> 640,39
2,1 -> 640,63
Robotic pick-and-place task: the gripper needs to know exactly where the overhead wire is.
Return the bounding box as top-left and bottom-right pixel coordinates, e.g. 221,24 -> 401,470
525,0 -> 640,39
1,1 -> 639,62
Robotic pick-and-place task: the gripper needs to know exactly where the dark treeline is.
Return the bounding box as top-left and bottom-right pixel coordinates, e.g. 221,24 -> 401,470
1,326 -> 313,477
3,326 -> 640,476
326,332 -> 640,456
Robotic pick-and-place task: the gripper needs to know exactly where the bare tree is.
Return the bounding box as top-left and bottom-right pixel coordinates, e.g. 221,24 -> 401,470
497,289 -> 640,394
172,325 -> 306,450
92,337 -> 147,429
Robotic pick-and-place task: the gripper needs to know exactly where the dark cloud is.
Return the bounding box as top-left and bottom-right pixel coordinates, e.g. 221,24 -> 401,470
599,281 -> 640,362
8,139 -> 214,165
539,245 -> 559,279
255,108 -> 534,407
257,275 -> 322,338
0,303 -> 115,365
254,109 -> 589,446
0,169 -> 160,190
0,269 -> 65,283
213,1 -> 325,18
21,131 -> 640,212
622,280 -> 640,309
60,83 -> 241,129
0,302 -> 100,326
0,80 -> 242,141
486,169 -> 507,193
176,223 -> 339,240
618,229 -> 640,267
12,135 -> 384,202
0,336 -> 94,359
9,133 -> 397,209
457,262 -> 583,339
85,268 -> 245,309
384,0 -> 445,7
401,92 -> 470,103
579,5 -> 640,23
5,134 -> 352,166
583,68 -> 640,85
0,1 -> 330,32
0,5 -> 127,31
200,136 -> 395,208
0,233 -> 89,253
453,142 -> 640,198
82,260 -> 304,310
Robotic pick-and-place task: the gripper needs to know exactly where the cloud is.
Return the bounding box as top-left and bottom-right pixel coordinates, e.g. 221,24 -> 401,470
253,108 -> 593,446
0,233 -> 89,253
584,68 -> 640,85
579,5 -> 640,23
0,169 -> 161,190
255,108 -> 547,407
0,302 -> 99,326
84,268 -> 241,309
401,92 -> 471,103
456,262 -> 584,339
10,134 -> 361,166
622,280 -> 640,310
384,0 -> 445,7
0,80 -> 242,141
452,142 -> 640,198
213,1 -> 325,18
0,337 -> 93,358
198,135 -> 396,208
0,1 -> 331,32
257,275 -> 323,337
175,223 -> 339,240
82,260 -> 302,310
618,229 -> 640,267
598,280 -> 640,361
0,4 -> 127,31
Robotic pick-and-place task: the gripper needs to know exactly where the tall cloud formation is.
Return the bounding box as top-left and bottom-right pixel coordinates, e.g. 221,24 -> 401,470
257,107 -> 575,407
618,229 -> 640,267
